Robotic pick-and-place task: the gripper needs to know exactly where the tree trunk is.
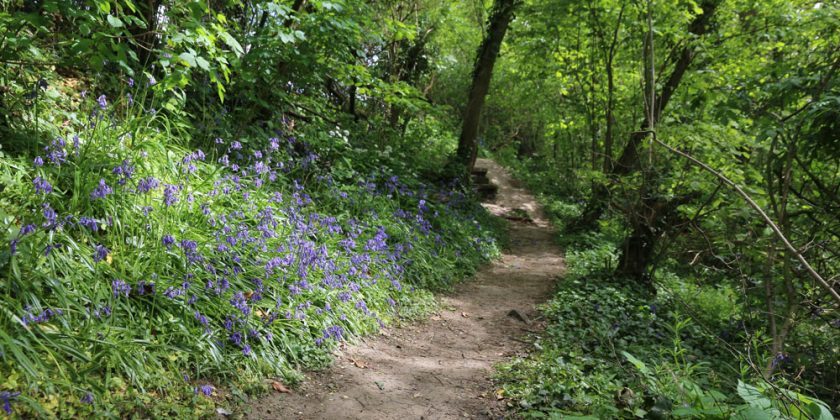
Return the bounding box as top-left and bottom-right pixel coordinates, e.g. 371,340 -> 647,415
568,0 -> 719,232
616,191 -> 697,284
613,0 -> 717,175
455,0 -> 518,174
603,3 -> 626,173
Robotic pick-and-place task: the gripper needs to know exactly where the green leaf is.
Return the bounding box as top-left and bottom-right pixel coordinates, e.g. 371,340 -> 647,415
322,1 -> 342,11
96,1 -> 111,13
672,407 -> 702,417
736,381 -> 773,410
106,15 -> 124,28
179,52 -> 197,67
279,32 -> 295,44
196,56 -> 210,71
779,389 -> 834,420
621,351 -> 651,375
737,406 -> 776,420
220,32 -> 244,56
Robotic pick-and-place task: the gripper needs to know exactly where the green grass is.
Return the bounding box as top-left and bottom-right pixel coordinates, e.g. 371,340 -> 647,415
0,87 -> 504,417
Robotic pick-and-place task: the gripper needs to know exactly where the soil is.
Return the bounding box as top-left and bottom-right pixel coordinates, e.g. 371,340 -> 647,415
246,159 -> 564,419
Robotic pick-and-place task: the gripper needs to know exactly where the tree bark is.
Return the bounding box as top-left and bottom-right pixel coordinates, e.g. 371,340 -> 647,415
455,0 -> 519,174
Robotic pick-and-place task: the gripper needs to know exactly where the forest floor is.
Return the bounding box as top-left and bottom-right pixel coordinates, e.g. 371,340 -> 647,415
247,159 -> 564,419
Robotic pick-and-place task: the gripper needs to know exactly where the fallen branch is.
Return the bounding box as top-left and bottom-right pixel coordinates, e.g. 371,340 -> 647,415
651,137 -> 840,306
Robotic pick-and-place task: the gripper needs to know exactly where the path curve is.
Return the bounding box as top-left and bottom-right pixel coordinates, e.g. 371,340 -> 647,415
247,159 -> 564,419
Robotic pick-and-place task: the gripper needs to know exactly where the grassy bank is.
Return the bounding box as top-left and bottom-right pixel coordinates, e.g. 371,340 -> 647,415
0,87 -> 504,417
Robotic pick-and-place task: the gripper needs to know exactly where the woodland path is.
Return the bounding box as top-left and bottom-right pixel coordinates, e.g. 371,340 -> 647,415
247,159 -> 564,419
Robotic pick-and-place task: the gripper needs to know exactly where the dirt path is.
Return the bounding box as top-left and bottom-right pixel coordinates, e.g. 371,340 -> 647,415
247,159 -> 564,419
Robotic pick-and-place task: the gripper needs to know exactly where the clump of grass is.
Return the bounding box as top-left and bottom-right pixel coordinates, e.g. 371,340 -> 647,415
0,86 -> 502,416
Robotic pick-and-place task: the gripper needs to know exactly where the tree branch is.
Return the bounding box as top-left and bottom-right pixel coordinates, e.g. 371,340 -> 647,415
652,137 -> 840,306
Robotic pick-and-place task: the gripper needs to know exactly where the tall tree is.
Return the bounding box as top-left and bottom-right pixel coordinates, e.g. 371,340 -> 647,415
570,0 -> 719,233
455,0 -> 519,174
614,0 -> 720,283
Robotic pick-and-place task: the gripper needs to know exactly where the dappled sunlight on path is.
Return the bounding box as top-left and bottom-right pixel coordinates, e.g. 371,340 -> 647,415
247,160 -> 564,420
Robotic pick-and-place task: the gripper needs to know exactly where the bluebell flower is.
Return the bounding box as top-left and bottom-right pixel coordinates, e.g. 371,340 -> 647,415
323,325 -> 344,341
137,280 -> 156,295
81,392 -> 94,405
1,391 -> 21,414
112,278 -> 130,297
163,287 -> 184,299
19,224 -> 36,237
44,242 -> 63,256
93,244 -> 109,262
197,384 -> 213,396
112,159 -> 134,185
78,217 -> 98,232
771,352 -> 791,368
194,311 -> 209,326
33,156 -> 44,167
43,137 -> 68,166
22,307 -> 64,325
90,178 -> 113,200
97,94 -> 107,110
162,234 -> 175,249
72,135 -> 80,156
92,305 -> 111,319
136,176 -> 159,193
42,204 -> 57,227
163,184 -> 179,206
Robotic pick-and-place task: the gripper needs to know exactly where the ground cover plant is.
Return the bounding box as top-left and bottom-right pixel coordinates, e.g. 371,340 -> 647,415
3,0 -> 840,418
0,83 -> 503,416
496,186 -> 836,419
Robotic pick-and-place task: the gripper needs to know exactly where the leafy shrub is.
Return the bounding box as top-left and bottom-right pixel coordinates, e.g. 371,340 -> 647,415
658,271 -> 743,332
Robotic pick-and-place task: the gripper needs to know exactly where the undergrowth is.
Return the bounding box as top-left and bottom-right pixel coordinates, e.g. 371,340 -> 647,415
0,86 -> 503,417
495,159 -> 835,419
